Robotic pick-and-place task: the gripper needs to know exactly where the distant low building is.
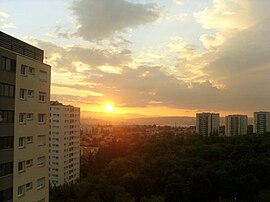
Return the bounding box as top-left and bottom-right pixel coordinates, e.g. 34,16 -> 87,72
219,125 -> 225,136
49,101 -> 80,186
80,144 -> 99,157
225,115 -> 248,136
254,111 -> 270,134
247,124 -> 254,134
196,113 -> 220,136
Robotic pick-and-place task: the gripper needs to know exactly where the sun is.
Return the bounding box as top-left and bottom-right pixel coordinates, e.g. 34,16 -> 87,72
105,104 -> 114,112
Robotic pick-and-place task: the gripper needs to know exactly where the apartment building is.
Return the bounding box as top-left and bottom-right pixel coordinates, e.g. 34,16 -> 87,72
0,31 -> 50,202
254,111 -> 270,134
225,115 -> 248,136
49,101 -> 80,186
196,113 -> 220,136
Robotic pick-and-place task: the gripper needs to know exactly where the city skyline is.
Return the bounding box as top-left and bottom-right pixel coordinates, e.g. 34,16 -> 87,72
1,0 -> 270,117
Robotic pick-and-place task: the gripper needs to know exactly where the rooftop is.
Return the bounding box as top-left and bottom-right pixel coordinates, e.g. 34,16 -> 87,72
50,100 -> 79,109
0,31 -> 44,62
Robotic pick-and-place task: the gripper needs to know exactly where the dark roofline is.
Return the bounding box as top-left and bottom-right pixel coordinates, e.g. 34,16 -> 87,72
50,100 -> 80,109
0,31 -> 44,62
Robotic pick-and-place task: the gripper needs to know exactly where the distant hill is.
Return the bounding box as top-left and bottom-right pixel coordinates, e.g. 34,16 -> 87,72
126,116 -> 195,126
125,117 -> 254,126
81,111 -> 254,126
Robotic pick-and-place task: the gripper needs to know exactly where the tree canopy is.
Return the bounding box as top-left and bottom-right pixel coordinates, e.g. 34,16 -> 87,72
50,133 -> 270,202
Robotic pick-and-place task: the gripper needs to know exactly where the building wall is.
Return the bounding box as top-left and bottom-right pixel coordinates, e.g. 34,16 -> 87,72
225,115 -> 248,136
0,31 -> 51,202
13,55 -> 50,202
49,103 -> 80,186
196,113 -> 220,136
0,46 -> 16,200
211,114 -> 220,135
254,112 -> 270,134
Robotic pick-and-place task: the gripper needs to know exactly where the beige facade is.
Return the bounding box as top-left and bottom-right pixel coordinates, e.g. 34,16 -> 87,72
49,101 -> 80,186
0,31 -> 50,202
225,115 -> 248,136
13,54 -> 50,202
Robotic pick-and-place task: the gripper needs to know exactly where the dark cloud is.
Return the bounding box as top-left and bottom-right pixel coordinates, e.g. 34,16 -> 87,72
205,21 -> 270,79
194,0 -> 270,112
72,0 -> 160,40
81,65 -> 222,109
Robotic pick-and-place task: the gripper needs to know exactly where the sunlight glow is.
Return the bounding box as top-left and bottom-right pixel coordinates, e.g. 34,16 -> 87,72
105,104 -> 114,113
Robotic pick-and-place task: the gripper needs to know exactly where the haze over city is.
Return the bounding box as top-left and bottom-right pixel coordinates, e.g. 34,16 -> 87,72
1,0 -> 269,118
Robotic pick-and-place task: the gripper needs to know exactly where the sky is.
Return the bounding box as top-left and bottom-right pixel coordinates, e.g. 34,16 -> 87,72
1,0 -> 269,117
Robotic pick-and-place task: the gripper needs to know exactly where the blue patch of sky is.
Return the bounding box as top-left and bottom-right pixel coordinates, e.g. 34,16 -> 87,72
129,0 -> 215,54
1,0 -> 82,47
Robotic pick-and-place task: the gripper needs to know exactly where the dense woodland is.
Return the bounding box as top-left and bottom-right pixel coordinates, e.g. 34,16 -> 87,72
50,132 -> 270,202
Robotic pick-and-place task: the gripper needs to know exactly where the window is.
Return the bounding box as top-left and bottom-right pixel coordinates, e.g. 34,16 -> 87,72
37,156 -> 45,167
25,182 -> 32,191
17,185 -> 25,197
37,135 -> 46,146
37,177 -> 45,189
27,90 -> 34,98
0,83 -> 15,97
38,92 -> 46,102
20,89 -> 27,100
26,159 -> 33,167
0,162 -> 13,177
19,113 -> 26,124
18,137 -> 26,148
39,70 -> 47,81
38,114 -> 46,124
26,136 -> 33,144
0,136 -> 13,150
26,113 -> 33,121
0,187 -> 12,202
1,56 -> 16,72
21,64 -> 27,76
18,161 -> 25,173
0,110 -> 14,123
28,67 -> 35,74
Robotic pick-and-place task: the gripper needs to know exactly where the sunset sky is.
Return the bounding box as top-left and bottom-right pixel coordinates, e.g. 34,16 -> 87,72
1,0 -> 269,117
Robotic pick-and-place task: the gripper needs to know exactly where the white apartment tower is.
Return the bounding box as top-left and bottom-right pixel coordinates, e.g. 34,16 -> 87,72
225,115 -> 248,136
0,31 -> 50,202
49,101 -> 80,186
254,111 -> 270,134
196,113 -> 220,136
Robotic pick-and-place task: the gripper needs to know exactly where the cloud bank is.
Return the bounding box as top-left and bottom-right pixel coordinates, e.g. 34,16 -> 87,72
72,0 -> 160,40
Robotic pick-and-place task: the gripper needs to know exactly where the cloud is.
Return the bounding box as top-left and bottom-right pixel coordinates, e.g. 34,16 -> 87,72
33,0 -> 270,113
176,13 -> 188,22
81,65 -> 223,109
35,39 -> 225,111
34,40 -> 132,73
173,0 -> 184,5
194,0 -> 269,32
71,0 -> 160,40
193,0 -> 270,78
191,0 -> 270,111
0,11 -> 16,29
167,36 -> 209,81
199,33 -> 225,50
0,23 -> 16,29
0,12 -> 9,19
